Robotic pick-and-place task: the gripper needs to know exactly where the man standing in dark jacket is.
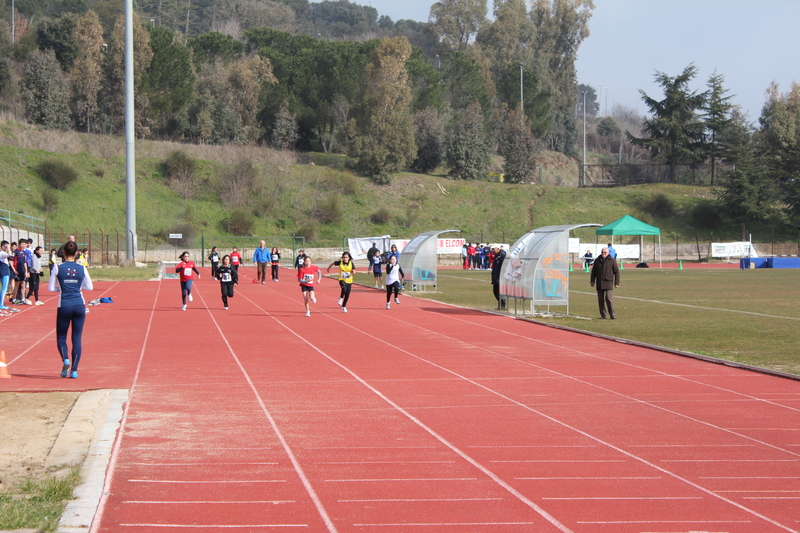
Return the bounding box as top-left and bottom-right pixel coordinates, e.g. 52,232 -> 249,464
590,247 -> 620,319
491,246 -> 506,310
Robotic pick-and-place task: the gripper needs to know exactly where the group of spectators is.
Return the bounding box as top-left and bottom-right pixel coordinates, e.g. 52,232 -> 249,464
462,243 -> 500,270
0,235 -> 90,310
208,240 -> 282,284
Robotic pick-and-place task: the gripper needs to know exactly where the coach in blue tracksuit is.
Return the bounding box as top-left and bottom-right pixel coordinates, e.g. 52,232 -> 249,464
253,240 -> 271,284
49,241 -> 93,378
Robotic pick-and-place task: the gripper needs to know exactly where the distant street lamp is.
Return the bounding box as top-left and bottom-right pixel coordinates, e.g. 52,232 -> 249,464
519,62 -> 525,118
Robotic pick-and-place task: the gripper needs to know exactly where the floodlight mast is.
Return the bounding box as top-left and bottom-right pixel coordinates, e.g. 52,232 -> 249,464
125,0 -> 137,260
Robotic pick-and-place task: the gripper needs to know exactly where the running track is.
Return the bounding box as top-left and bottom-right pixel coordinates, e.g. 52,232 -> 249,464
2,267 -> 799,532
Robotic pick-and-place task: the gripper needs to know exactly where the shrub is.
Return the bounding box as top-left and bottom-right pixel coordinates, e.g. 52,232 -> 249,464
295,222 -> 317,243
314,194 -> 343,224
336,172 -> 359,195
370,207 -> 392,224
642,193 -> 675,218
690,201 -> 722,229
42,188 -> 59,213
162,150 -> 197,181
220,158 -> 259,209
35,158 -> 79,190
272,105 -> 299,150
225,208 -> 254,235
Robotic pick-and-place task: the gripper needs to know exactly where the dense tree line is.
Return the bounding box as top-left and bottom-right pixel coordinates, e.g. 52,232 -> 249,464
0,0 -> 600,186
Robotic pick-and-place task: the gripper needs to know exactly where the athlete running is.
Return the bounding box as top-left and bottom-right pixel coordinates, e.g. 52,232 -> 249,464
176,251 -> 200,311
297,256 -> 321,317
327,251 -> 356,313
215,255 -> 238,310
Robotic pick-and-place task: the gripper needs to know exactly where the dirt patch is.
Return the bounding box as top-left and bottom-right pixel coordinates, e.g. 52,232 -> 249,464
0,392 -> 80,487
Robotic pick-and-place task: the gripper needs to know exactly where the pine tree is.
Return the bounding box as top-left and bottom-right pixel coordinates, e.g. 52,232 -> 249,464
20,49 -> 71,130
703,71 -> 735,186
445,101 -> 491,180
499,107 -> 540,183
71,10 -> 104,132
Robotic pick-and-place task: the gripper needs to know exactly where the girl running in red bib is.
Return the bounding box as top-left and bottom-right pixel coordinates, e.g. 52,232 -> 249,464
215,255 -> 238,309
176,251 -> 200,311
297,256 -> 321,317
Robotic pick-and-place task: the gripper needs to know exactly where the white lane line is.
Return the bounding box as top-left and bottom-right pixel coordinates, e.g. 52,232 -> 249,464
517,477 -> 661,480
336,307 -> 800,533
338,498 -> 502,502
353,522 -> 538,527
745,497 -> 800,500
577,520 -> 751,524
544,496 -> 701,500
120,524 -> 308,528
325,478 -> 477,482
128,462 -> 278,466
315,461 -> 455,465
197,291 -> 339,533
469,445 -> 596,448
662,459 -> 797,463
491,459 -> 626,463
239,290 -> 575,533
124,500 -> 295,504
701,476 -> 800,479
128,479 -> 286,484
90,281 -> 160,533
571,289 -> 800,321
628,444 -> 756,447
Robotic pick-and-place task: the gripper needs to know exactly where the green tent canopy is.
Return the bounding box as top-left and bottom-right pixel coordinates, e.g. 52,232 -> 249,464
596,215 -> 660,236
596,215 -> 662,266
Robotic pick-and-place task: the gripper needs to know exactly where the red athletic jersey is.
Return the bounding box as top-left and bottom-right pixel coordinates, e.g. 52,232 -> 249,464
176,261 -> 198,281
298,265 -> 320,286
230,252 -> 241,265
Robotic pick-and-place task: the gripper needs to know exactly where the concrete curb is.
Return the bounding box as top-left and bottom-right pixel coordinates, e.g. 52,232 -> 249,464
53,389 -> 128,533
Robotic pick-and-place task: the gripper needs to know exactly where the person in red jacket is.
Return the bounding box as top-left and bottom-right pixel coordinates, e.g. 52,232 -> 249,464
229,247 -> 242,277
467,243 -> 476,270
176,251 -> 200,311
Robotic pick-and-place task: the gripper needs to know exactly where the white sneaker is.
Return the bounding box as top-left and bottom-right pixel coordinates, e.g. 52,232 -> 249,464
182,304 -> 186,311
188,293 -> 193,302
224,307 -> 228,310
305,311 -> 311,317
338,298 -> 343,306
311,296 -> 316,304
374,284 -> 379,288
394,298 -> 400,304
23,299 -> 32,305
385,303 -> 390,309
35,300 -> 44,306
382,285 -> 385,289
342,307 -> 347,313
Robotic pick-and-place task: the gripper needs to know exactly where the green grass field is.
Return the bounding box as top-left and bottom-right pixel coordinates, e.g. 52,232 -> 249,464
401,267 -> 800,376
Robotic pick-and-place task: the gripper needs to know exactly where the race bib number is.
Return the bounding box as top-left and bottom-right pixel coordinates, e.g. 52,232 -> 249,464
221,273 -> 232,282
232,257 -> 239,264
341,271 -> 351,279
303,274 -> 314,283
183,268 -> 193,276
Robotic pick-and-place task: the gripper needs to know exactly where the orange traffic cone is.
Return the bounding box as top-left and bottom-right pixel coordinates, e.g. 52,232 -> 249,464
0,350 -> 11,378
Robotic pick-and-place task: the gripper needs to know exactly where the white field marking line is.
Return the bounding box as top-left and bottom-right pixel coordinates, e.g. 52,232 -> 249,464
339,308 -> 800,533
577,520 -> 751,524
325,478 -> 478,482
124,500 -> 295,504
628,444 -> 756,447
127,462 -> 278,466
128,479 -> 286,483
315,461 -> 455,465
90,280 -> 161,533
417,301 -> 800,425
238,291 -> 576,533
746,497 -> 800,499
8,280 -> 121,365
543,496 -> 701,500
662,459 -> 797,463
700,476 -> 800,479
491,460 -> 627,463
571,289 -> 800,320
120,524 -> 308,529
470,445 -> 596,449
304,446 -> 438,450
338,498 -> 503,503
517,477 -> 661,480
196,290 -> 339,533
352,522 -> 538,527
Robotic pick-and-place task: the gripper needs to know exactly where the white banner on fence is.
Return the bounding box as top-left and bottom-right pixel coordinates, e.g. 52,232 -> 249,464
391,238 -> 468,255
347,236 -> 392,260
711,242 -> 758,258
577,243 -> 640,260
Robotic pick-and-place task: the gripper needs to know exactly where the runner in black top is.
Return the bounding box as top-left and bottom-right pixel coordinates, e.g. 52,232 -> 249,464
215,255 -> 238,310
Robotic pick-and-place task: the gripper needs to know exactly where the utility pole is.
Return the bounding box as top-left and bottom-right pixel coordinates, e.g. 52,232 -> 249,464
519,62 -> 525,118
125,0 -> 137,261
582,91 -> 587,187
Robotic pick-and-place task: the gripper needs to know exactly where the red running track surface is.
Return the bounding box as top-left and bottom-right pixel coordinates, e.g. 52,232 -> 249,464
2,268 -> 799,532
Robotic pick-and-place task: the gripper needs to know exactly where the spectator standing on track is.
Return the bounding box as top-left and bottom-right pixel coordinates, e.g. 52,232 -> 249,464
215,255 -> 238,310
461,244 -> 469,269
49,240 -> 93,378
366,242 -> 380,265
491,246 -> 506,309
0,241 -> 11,311
295,249 -> 307,272
253,240 -> 271,284
271,247 -> 281,281
327,251 -> 355,313
176,251 -> 201,311
57,235 -> 76,262
467,243 -> 476,270
12,239 -> 28,304
297,256 -> 321,317
384,255 -> 404,309
208,247 -> 220,279
607,243 -> 617,259
371,252 -> 384,288
590,247 -> 620,320
26,246 -> 45,305
229,247 -> 242,277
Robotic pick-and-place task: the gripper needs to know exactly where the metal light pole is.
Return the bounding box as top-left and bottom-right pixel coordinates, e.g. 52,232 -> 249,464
598,84 -> 603,116
582,93 -> 588,186
605,88 -> 609,116
125,0 -> 137,260
11,0 -> 14,43
519,62 -> 525,117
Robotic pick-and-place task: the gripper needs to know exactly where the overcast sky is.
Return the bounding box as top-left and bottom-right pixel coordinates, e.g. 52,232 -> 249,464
364,0 -> 800,121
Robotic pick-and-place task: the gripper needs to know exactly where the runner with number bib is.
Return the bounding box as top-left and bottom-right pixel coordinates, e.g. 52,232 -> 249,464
215,255 -> 238,310
297,256 -> 321,317
327,251 -> 356,313
176,251 -> 200,311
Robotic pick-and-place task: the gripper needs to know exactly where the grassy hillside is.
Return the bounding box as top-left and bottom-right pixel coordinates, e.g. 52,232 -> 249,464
0,117 -> 793,248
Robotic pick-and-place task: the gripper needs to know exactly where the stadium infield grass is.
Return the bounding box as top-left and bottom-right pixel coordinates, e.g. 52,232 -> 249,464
394,268 -> 800,377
